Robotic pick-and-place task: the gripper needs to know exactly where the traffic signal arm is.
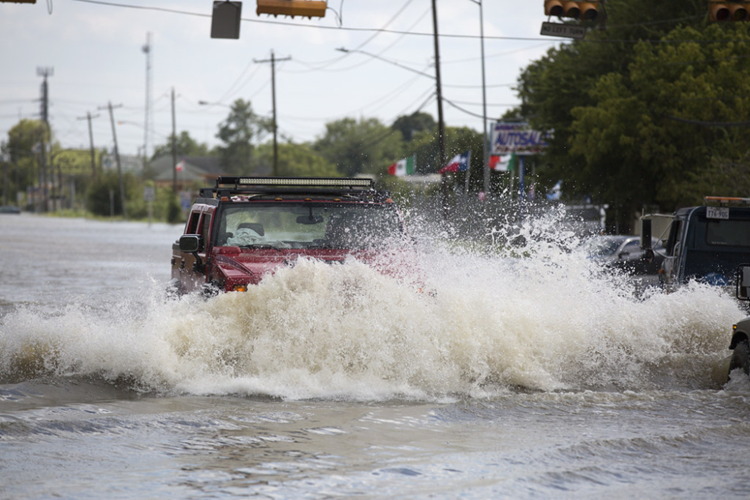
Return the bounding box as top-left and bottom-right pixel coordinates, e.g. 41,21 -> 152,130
256,0 -> 327,19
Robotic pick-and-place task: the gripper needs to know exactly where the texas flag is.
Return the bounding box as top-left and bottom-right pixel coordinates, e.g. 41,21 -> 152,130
388,155 -> 416,176
439,151 -> 470,174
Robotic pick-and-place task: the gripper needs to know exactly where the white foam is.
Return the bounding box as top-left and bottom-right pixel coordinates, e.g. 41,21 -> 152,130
1,212 -> 746,400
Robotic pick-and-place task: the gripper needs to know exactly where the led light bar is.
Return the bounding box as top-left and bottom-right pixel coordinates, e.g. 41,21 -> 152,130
705,196 -> 750,206
218,177 -> 374,188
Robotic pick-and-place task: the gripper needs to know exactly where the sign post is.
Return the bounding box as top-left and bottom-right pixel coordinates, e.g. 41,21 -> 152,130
491,123 -> 552,200
143,186 -> 155,226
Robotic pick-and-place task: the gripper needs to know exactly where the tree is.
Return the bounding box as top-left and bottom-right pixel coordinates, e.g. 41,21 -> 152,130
255,142 -> 340,177
86,170 -> 138,217
514,0 -> 727,229
313,117 -> 403,177
151,131 -> 211,160
570,24 -> 750,212
216,99 -> 270,175
5,119 -> 48,205
392,112 -> 436,142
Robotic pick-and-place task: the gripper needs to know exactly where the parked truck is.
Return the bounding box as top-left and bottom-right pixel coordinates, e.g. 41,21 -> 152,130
641,197 -> 750,292
641,197 -> 750,381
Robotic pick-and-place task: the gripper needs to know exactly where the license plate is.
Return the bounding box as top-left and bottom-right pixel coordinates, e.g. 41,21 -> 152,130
707,207 -> 730,220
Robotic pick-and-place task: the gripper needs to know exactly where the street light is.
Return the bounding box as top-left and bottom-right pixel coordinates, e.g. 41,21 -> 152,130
335,47 -> 436,80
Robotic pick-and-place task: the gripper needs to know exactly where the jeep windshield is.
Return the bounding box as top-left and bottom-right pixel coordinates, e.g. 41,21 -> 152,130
215,202 -> 406,250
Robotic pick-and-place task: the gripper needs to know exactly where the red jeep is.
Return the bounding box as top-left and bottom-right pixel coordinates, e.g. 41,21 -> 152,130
169,177 -> 414,296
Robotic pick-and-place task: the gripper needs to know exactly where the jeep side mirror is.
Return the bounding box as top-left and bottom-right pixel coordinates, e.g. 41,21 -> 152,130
179,234 -> 201,253
737,265 -> 750,301
641,219 -> 652,250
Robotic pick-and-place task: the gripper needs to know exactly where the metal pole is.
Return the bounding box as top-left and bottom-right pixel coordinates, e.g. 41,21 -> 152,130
431,0 -> 446,168
142,32 -> 152,161
77,112 -> 99,180
255,51 -> 291,177
478,0 -> 489,195
104,102 -> 126,219
171,87 -> 177,194
431,0 -> 448,219
271,51 -> 278,176
2,155 -> 8,206
37,67 -> 53,213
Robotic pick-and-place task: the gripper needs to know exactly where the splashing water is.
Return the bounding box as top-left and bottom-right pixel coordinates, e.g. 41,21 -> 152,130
0,210 -> 745,400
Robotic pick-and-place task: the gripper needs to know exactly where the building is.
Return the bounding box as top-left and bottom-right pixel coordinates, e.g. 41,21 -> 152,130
148,155 -> 227,190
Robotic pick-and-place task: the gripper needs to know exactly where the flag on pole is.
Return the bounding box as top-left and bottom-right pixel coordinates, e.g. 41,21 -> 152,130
547,180 -> 562,201
388,155 -> 416,176
490,153 -> 515,172
175,160 -> 185,172
439,151 -> 471,174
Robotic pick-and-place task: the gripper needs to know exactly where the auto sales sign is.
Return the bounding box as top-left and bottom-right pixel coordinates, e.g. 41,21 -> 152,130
491,123 -> 552,156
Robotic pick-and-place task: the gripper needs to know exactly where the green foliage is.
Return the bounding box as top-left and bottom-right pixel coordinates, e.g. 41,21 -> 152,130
86,170 -> 139,217
165,191 -> 182,224
255,142 -> 340,177
216,99 -> 270,175
391,112 -> 436,142
151,131 -> 212,161
5,119 -> 47,196
515,0 -> 748,229
51,147 -> 95,176
313,117 -> 403,176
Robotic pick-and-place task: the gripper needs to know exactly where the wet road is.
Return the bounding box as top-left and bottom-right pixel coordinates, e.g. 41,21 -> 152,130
1,214 -> 749,499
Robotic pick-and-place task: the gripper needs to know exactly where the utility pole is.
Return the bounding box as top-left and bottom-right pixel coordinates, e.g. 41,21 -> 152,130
1,150 -> 9,207
77,112 -> 99,180
99,102 -> 126,219
469,0 -> 490,195
142,33 -> 153,161
255,50 -> 291,176
171,87 -> 177,194
431,0 -> 448,218
37,67 -> 53,213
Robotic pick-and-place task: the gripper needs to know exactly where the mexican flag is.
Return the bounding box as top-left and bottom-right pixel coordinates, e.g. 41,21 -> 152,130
388,155 -> 416,176
490,153 -> 515,172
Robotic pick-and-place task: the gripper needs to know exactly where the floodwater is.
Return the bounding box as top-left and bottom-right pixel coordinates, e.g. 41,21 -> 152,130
1,213 -> 749,499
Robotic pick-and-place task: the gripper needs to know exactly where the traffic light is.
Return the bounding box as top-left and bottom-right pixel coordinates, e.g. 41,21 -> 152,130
544,1 -> 600,21
256,0 -> 327,19
709,2 -> 750,21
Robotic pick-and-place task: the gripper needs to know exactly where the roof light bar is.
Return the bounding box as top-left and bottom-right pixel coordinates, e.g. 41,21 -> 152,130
219,177 -> 373,188
705,196 -> 750,206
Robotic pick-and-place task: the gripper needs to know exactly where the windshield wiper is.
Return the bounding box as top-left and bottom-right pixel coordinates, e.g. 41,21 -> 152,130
241,244 -> 283,252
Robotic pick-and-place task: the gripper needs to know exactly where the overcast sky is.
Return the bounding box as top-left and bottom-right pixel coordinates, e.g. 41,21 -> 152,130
0,0 -> 563,159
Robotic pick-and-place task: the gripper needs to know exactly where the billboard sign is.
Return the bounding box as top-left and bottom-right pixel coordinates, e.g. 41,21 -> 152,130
491,123 -> 552,156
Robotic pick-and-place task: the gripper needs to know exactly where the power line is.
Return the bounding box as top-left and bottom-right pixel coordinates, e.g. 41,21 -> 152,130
69,0 -> 563,42
286,4 -> 430,74
71,0 -> 750,45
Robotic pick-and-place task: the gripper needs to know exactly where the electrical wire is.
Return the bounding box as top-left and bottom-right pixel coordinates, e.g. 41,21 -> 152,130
442,96 -> 500,120
663,115 -> 750,127
442,99 -> 520,107
295,0 -> 418,72
214,63 -> 263,104
68,0 -> 564,42
70,0 -> 750,45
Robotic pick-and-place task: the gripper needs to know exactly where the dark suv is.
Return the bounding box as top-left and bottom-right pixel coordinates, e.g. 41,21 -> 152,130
170,177 -> 412,296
